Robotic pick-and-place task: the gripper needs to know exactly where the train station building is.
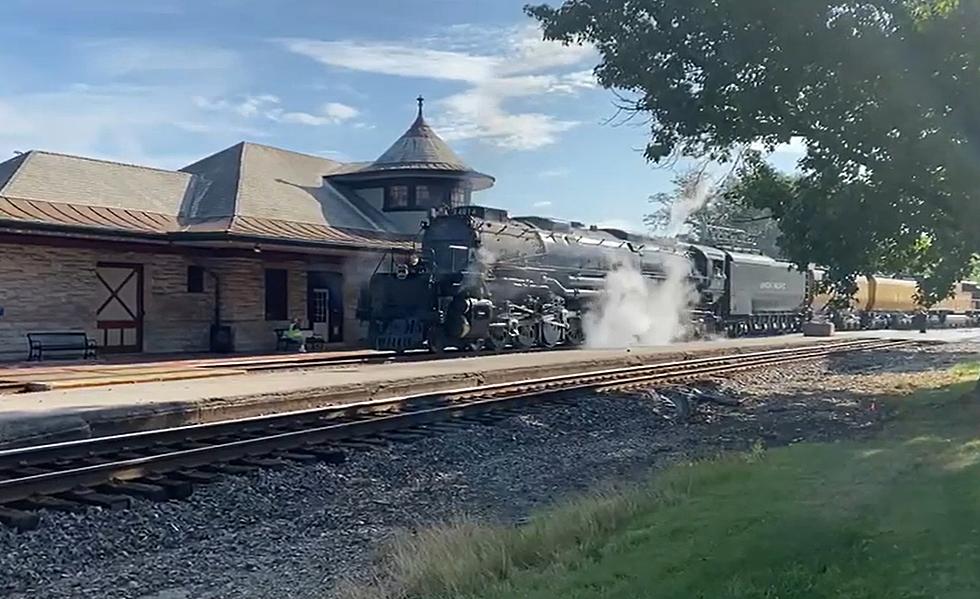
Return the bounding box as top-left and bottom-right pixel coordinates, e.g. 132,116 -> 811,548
0,100 -> 494,360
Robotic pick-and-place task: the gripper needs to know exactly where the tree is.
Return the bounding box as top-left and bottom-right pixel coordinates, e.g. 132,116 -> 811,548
526,0 -> 980,305
645,165 -> 783,258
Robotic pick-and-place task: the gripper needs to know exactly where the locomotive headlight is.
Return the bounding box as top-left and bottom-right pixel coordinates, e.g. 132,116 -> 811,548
408,253 -> 420,267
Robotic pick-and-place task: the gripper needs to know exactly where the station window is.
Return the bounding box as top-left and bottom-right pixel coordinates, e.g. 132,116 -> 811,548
415,185 -> 431,205
386,185 -> 409,210
264,269 -> 288,321
187,265 -> 205,293
450,187 -> 466,207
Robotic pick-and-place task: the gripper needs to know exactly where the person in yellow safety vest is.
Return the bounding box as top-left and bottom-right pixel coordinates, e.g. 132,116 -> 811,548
285,318 -> 307,352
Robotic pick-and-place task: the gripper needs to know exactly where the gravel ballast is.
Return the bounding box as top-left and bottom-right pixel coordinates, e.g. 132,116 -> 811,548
1,342 -> 977,599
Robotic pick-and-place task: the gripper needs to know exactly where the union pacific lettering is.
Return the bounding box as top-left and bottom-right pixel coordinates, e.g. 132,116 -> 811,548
759,281 -> 788,290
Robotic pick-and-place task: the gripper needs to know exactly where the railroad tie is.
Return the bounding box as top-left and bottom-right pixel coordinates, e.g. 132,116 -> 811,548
419,423 -> 466,433
141,475 -> 194,500
377,431 -> 426,443
274,451 -> 319,462
0,506 -> 40,531
234,457 -> 288,469
99,481 -> 170,502
343,438 -> 390,448
57,490 -> 132,510
13,495 -> 87,513
299,447 -> 347,464
170,469 -> 221,484
200,463 -> 258,475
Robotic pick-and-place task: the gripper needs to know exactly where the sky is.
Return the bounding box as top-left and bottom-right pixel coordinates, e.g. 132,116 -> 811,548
0,0 -> 803,232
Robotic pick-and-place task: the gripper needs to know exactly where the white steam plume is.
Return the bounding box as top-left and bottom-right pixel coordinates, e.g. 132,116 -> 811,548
582,170 -> 712,348
476,245 -> 498,268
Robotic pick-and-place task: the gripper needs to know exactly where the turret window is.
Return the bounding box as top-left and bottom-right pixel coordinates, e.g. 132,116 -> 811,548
415,185 -> 431,204
380,180 -> 471,211
386,185 -> 409,209
450,187 -> 466,207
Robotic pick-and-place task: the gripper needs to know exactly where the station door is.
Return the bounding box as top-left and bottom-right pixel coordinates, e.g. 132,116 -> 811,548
95,262 -> 144,353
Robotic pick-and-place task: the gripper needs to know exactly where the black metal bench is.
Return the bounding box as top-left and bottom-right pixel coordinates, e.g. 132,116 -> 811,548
27,332 -> 97,361
275,328 -> 297,351
274,328 -> 324,352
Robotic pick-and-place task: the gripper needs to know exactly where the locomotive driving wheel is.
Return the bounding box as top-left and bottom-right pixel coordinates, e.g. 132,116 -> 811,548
566,317 -> 585,346
486,327 -> 508,352
539,319 -> 563,348
515,323 -> 537,348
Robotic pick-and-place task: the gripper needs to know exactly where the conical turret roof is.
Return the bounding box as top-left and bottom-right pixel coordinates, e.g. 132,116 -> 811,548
337,97 -> 493,190
373,99 -> 470,171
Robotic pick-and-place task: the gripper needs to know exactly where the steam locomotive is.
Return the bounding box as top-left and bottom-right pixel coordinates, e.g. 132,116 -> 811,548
357,205 -> 822,352
358,205 -> 980,352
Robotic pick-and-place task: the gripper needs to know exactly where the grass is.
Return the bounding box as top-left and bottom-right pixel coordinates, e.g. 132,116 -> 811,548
339,363 -> 980,599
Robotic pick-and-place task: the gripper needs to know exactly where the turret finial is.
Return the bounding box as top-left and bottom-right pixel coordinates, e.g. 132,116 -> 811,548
416,95 -> 424,118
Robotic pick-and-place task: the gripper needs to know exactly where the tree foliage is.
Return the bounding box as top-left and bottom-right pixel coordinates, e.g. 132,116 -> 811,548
645,166 -> 783,258
527,0 -> 980,304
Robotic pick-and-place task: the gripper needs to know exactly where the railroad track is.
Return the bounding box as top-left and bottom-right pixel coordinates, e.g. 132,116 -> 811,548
206,343 -> 583,373
0,338 -> 910,530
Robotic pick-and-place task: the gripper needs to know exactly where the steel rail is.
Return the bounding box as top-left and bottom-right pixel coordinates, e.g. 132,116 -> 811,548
215,343 -> 576,372
0,338 -> 909,505
0,338 -> 881,470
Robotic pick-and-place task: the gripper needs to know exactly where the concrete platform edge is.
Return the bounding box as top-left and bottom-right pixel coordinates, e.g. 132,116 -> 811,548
0,339 -> 862,450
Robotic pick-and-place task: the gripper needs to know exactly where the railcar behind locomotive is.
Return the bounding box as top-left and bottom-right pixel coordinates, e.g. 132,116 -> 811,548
358,205 -> 808,352
811,274 -> 980,330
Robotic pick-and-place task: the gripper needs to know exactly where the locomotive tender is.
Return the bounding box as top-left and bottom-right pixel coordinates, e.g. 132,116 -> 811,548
357,205 -> 809,352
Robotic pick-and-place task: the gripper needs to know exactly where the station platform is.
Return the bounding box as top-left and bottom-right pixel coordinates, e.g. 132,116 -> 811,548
0,347 -> 391,393
0,330 -> 974,450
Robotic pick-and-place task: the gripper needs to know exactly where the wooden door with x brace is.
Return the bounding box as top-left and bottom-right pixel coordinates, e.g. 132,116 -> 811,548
95,262 -> 144,353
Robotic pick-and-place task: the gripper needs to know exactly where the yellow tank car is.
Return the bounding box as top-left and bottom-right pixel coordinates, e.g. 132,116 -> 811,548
865,276 -> 918,313
813,275 -> 910,312
932,283 -> 974,313
809,273 -> 976,316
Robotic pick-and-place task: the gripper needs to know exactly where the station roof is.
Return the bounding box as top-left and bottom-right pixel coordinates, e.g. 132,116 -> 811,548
0,99 -> 491,251
0,146 -> 412,251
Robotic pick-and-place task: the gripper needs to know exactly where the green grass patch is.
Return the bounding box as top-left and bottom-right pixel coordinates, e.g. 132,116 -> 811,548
341,363 -> 980,599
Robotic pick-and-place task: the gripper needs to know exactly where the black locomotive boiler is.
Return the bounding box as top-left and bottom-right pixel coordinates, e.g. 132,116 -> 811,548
357,205 -> 808,352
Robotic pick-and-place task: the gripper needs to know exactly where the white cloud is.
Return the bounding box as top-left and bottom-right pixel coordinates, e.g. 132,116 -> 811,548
0,39 -> 273,167
437,88 -> 578,150
0,85 -> 264,169
539,167 -> 570,178
279,39 -> 496,83
324,101 -> 359,121
279,24 -> 597,150
532,200 -> 553,208
195,95 -> 361,127
80,38 -> 240,78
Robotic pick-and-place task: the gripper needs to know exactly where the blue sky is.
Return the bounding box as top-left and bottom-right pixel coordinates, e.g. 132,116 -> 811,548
0,0 -> 802,232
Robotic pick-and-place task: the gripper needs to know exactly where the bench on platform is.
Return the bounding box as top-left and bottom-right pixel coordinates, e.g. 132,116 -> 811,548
27,332 -> 97,361
274,328 -> 326,352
